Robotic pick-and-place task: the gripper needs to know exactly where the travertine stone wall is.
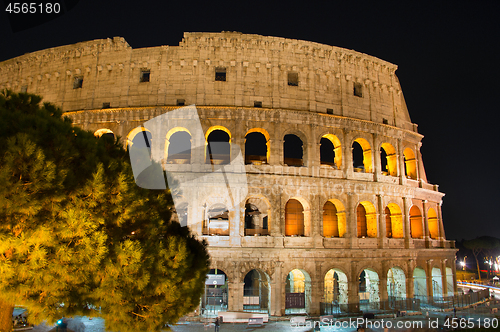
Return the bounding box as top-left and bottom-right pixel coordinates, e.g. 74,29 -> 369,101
0,32 -> 457,317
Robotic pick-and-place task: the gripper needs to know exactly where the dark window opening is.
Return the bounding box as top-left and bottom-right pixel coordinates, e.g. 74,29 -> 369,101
245,132 -> 267,165
352,141 -> 364,171
284,134 -> 303,167
380,148 -> 388,175
177,99 -> 185,106
167,131 -> 192,164
215,67 -> 227,81
207,130 -> 230,165
353,83 -> 363,97
140,70 -> 150,82
383,118 -> 389,125
320,137 -> 336,167
288,72 -> 298,86
73,77 -> 83,89
102,102 -> 110,109
254,101 -> 262,108
327,108 -> 333,115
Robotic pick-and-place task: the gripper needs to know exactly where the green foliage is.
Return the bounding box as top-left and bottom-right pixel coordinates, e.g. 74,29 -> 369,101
0,91 -> 210,331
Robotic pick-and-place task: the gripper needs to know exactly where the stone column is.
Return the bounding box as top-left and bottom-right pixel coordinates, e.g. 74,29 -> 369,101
372,134 -> 380,181
344,130 -> 353,178
441,260 -> 448,297
310,279 -> 322,316
346,192 -> 357,248
426,260 -> 434,299
379,273 -> 388,302
397,138 -> 406,185
348,265 -> 361,313
377,194 -> 385,248
437,202 -> 447,246
271,261 -> 283,316
403,196 -> 411,249
422,200 -> 430,248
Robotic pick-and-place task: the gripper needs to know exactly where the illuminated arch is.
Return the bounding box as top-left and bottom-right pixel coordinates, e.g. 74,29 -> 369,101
320,134 -> 342,169
403,147 -> 417,179
165,127 -> 192,164
357,201 -> 377,238
410,205 -> 423,239
445,267 -> 454,296
206,128 -> 231,165
385,203 -> 403,238
428,208 -> 439,239
94,128 -> 114,138
387,267 -> 406,298
324,268 -> 348,305
126,127 -> 151,148
245,128 -> 270,164
432,267 -> 443,298
352,138 -> 372,173
413,267 -> 427,299
323,199 -> 346,238
285,268 -> 312,314
359,268 -> 380,306
380,142 -> 398,176
285,199 -> 304,236
244,196 -> 271,236
243,269 -> 270,313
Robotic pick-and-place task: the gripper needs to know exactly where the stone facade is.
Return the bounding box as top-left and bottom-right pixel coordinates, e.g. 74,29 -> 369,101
0,32 -> 456,316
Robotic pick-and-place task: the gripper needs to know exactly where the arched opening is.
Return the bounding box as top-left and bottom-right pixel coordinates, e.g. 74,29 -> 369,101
403,148 -> 417,180
445,267 -> 454,296
323,199 -> 346,238
320,134 -> 342,169
285,269 -> 311,314
357,201 -> 377,238
284,134 -> 304,167
244,197 -> 270,236
413,267 -> 427,301
385,203 -> 403,238
324,269 -> 348,313
127,127 -> 152,150
387,267 -> 406,299
166,130 -> 191,164
380,143 -> 397,176
285,199 -> 304,236
410,205 -> 423,239
173,202 -> 188,227
203,204 -> 229,236
206,129 -> 230,165
359,269 -> 380,310
432,267 -> 443,299
202,269 -> 228,316
94,128 -> 115,140
428,208 -> 439,239
352,138 -> 372,173
243,269 -> 270,313
245,130 -> 268,165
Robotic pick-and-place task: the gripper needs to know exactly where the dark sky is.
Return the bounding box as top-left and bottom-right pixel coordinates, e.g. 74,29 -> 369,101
1,0 -> 499,241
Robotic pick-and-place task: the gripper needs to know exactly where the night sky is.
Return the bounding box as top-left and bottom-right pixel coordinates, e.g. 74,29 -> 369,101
1,0 -> 499,241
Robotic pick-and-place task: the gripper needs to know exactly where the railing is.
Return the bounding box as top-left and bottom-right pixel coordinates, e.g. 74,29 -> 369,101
245,228 -> 269,236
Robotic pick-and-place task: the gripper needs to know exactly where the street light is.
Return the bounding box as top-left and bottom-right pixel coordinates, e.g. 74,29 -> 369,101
463,256 -> 467,271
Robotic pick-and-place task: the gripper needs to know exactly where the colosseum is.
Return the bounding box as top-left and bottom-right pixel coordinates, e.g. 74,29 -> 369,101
0,32 -> 457,317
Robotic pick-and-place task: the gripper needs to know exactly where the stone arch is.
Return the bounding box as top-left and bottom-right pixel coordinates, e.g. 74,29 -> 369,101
403,147 -> 417,179
165,127 -> 192,164
432,267 -> 443,298
324,268 -> 348,306
245,128 -> 270,165
204,203 -> 230,236
413,266 -> 427,299
428,207 -> 439,239
385,203 -> 403,238
206,127 -> 231,165
283,133 -> 305,167
352,137 -> 372,173
285,268 -> 312,314
243,269 -> 271,313
387,266 -> 406,298
380,142 -> 398,176
126,127 -> 152,148
244,195 -> 271,236
285,198 -> 312,236
202,268 -> 228,315
323,199 -> 346,238
359,268 -> 380,308
94,128 -> 115,139
410,205 -> 423,239
320,134 -> 342,169
356,201 -> 377,238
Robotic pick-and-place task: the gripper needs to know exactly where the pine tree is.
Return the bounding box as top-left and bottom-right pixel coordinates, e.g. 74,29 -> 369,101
0,91 -> 210,332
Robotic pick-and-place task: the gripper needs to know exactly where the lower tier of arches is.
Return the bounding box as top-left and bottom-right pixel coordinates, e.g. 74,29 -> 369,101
199,247 -> 457,316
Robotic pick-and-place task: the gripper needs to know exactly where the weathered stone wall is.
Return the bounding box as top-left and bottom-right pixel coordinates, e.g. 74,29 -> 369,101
0,32 -> 413,130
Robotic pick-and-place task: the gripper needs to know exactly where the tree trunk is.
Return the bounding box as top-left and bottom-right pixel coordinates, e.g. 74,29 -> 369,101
0,298 -> 14,332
